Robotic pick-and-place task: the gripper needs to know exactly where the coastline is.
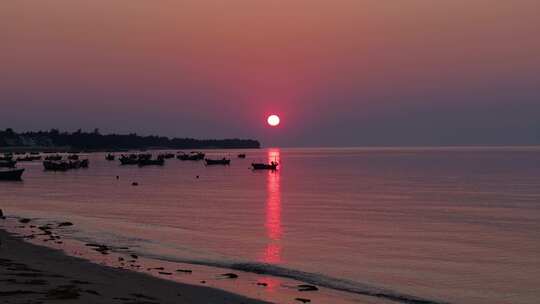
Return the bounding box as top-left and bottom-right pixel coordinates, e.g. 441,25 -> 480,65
0,214 -> 372,304
0,225 -> 268,304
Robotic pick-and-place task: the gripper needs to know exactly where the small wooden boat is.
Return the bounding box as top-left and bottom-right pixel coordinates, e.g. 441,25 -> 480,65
177,152 -> 205,161
16,155 -> 42,162
119,155 -> 139,165
252,161 -> 278,170
0,168 -> 24,181
160,153 -> 175,159
45,155 -> 62,161
43,160 -> 69,171
238,154 -> 246,158
0,160 -> 16,168
205,158 -> 231,165
68,154 -> 79,160
0,155 -> 13,161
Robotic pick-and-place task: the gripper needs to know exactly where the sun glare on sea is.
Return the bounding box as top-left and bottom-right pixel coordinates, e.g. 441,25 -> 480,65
267,115 -> 280,127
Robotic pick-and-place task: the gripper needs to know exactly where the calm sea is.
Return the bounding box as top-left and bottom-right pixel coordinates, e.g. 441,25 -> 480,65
1,147 -> 539,304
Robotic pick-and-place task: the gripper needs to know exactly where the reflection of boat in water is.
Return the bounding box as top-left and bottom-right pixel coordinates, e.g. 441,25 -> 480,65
138,158 -> 165,166
0,168 -> 25,181
205,158 -> 231,165
252,161 -> 278,170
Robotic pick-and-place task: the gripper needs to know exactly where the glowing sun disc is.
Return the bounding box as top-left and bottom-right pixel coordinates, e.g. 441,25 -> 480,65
267,115 -> 280,127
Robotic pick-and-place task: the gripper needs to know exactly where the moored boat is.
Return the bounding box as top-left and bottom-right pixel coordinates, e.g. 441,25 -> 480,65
45,155 -> 62,161
0,168 -> 24,181
16,155 -> 42,162
205,158 -> 231,165
237,153 -> 246,158
177,152 -> 205,161
252,161 -> 278,170
0,160 -> 17,168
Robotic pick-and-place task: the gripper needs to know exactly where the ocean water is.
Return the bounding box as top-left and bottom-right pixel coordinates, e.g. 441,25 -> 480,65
1,147 -> 539,304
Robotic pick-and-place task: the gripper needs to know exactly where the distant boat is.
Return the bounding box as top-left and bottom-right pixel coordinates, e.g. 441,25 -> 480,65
67,154 -> 79,160
252,161 -> 278,170
105,154 -> 115,161
177,152 -> 205,161
16,155 -> 42,162
45,155 -> 62,161
119,155 -> 139,165
0,160 -> 17,168
43,159 -> 89,171
0,168 -> 24,181
160,153 -> 175,159
238,154 -> 246,158
43,160 -> 69,171
205,158 -> 231,165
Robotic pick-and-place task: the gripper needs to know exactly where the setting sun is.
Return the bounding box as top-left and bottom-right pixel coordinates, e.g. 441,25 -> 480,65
267,115 -> 280,127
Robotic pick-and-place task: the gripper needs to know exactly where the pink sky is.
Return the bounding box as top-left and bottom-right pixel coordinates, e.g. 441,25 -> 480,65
1,0 -> 539,146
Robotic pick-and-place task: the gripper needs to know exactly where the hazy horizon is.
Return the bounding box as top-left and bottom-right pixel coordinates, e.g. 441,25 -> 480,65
1,1 -> 539,147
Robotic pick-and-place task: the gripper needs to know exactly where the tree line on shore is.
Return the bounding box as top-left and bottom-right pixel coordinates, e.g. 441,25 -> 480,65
0,128 -> 260,150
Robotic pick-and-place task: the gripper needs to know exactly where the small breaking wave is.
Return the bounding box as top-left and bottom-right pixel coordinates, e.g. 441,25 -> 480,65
146,256 -> 448,304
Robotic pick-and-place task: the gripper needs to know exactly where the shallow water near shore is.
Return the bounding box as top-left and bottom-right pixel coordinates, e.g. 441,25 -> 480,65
1,147 -> 540,303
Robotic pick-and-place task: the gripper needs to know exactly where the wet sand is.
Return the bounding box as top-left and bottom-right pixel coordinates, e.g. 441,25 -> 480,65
0,227 -> 268,304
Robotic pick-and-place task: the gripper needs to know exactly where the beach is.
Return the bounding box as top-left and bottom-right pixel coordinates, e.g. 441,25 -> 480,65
0,223 -> 269,304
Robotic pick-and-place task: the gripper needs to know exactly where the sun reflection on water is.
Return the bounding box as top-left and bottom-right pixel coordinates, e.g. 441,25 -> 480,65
262,149 -> 282,264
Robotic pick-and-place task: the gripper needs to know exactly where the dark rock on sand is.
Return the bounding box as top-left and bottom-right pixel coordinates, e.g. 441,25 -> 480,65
295,297 -> 311,303
130,254 -> 138,259
221,273 -> 239,279
19,218 -> 31,224
58,222 -> 73,227
297,284 -> 319,291
176,269 -> 193,273
158,272 -> 172,275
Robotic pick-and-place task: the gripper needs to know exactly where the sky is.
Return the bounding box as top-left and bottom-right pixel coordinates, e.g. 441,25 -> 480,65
1,0 -> 539,147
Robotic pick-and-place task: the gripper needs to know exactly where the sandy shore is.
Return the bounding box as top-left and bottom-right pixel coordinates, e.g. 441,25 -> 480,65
0,227 -> 268,304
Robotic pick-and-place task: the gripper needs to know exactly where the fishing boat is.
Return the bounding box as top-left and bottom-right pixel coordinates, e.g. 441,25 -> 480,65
45,155 -> 62,161
205,158 -> 231,165
16,155 -> 42,162
177,152 -> 205,161
0,168 -> 25,181
67,154 -> 79,160
43,160 -> 69,171
252,161 -> 279,170
119,155 -> 139,165
238,154 -> 246,158
0,160 -> 17,168
160,153 -> 175,159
